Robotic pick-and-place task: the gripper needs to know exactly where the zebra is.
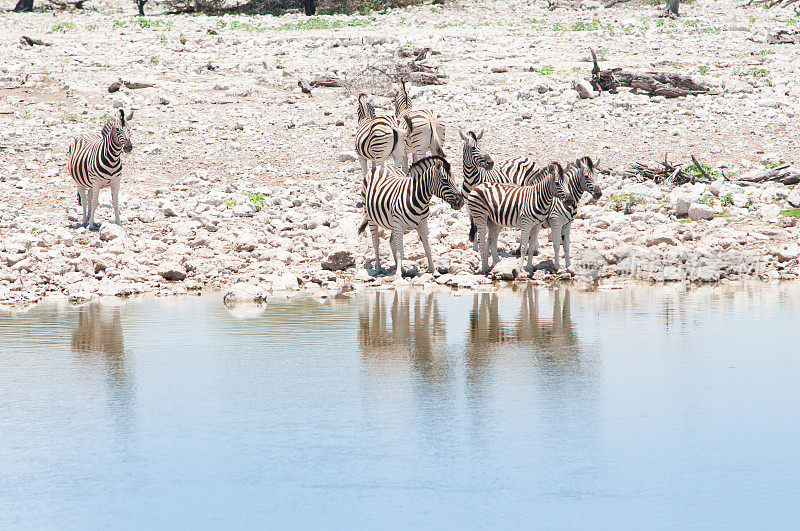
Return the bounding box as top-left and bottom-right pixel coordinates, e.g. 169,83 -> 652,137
460,128 -> 541,250
394,79 -> 445,163
529,156 -> 602,271
67,108 -> 133,230
467,162 -> 574,274
355,93 -> 408,181
358,155 -> 463,277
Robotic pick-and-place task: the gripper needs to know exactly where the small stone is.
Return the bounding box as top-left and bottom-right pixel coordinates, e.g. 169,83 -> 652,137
572,79 -> 597,99
232,203 -> 256,217
158,262 -> 187,281
223,283 -> 268,305
335,120 -> 344,126
338,152 -> 357,162
490,258 -> 521,281
688,203 -> 715,221
99,223 -> 125,241
787,190 -> 800,208
321,250 -> 355,271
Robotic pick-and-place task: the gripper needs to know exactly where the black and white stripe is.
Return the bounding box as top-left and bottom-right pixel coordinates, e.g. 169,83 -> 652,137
460,128 -> 543,249
355,93 -> 407,180
67,108 -> 133,230
394,80 -> 445,163
358,155 -> 463,276
529,156 -> 602,270
467,162 -> 574,274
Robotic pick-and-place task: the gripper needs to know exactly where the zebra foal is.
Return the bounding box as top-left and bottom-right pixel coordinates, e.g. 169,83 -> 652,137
355,93 -> 408,180
467,162 -> 574,274
530,156 -> 602,270
394,80 -> 445,163
358,155 -> 463,277
460,128 -> 541,250
67,108 -> 133,230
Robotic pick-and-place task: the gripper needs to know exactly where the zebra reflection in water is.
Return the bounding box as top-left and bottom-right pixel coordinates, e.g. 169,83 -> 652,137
71,304 -> 133,437
468,286 -> 577,359
358,290 -> 448,382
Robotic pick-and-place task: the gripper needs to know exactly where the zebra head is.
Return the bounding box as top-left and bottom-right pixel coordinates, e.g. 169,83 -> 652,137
549,162 -> 575,208
415,155 -> 463,210
460,128 -> 494,171
577,156 -> 602,200
107,108 -> 133,153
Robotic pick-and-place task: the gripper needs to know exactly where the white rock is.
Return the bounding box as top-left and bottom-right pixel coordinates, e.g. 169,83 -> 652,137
232,203 -> 256,217
223,283 -> 269,305
572,79 -> 597,99
99,223 -> 125,241
688,203 -> 716,221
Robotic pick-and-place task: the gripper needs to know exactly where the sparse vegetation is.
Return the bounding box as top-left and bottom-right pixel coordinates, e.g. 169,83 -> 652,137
247,193 -> 267,211
608,193 -> 642,213
535,65 -> 554,75
722,193 -> 734,207
52,22 -> 76,33
780,208 -> 800,218
698,195 -> 717,207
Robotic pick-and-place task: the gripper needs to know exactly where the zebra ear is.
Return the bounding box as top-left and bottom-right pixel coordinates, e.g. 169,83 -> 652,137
119,108 -> 125,125
126,109 -> 134,122
476,128 -> 484,140
459,128 -> 468,141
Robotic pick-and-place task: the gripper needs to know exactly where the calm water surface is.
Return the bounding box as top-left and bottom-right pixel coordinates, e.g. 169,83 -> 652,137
1,284 -> 799,529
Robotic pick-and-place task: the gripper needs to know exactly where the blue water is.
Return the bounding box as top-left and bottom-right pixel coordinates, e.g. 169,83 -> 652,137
1,284 -> 799,529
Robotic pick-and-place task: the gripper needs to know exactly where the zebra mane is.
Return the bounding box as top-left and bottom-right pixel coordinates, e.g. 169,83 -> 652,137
576,156 -> 594,170
410,155 -> 450,176
357,93 -> 375,122
101,116 -> 118,137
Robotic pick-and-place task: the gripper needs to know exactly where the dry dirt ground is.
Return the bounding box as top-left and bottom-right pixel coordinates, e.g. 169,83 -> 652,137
1,0 -> 800,305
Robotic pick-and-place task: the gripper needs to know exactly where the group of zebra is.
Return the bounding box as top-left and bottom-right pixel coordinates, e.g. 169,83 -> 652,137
62,87 -> 602,280
356,81 -> 603,277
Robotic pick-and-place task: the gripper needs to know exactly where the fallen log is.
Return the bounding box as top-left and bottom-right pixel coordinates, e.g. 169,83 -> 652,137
590,49 -> 618,93
108,79 -> 156,92
589,50 -> 713,97
310,76 -> 343,88
735,164 -> 800,186
20,36 -> 51,46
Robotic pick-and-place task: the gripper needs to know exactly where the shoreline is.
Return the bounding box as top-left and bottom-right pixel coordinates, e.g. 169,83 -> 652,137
2,1 -> 800,307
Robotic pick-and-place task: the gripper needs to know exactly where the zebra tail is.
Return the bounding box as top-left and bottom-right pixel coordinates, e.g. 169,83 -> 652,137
77,191 -> 82,206
357,219 -> 369,235
468,218 -> 476,243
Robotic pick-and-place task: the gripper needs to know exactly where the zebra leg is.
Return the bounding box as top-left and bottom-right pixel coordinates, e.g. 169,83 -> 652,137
519,223 -> 532,271
78,185 -> 89,227
415,218 -> 435,273
477,221 -> 490,274
530,225 -> 541,257
359,157 -> 368,181
563,222 -> 572,270
369,223 -> 381,273
110,180 -> 122,226
391,226 -> 404,277
488,222 -> 501,269
87,188 -> 100,231
551,222 -> 563,271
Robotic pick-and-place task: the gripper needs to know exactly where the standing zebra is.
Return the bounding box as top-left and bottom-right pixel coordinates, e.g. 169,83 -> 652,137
529,156 -> 602,271
394,80 -> 445,163
67,108 -> 133,230
467,162 -> 574,274
358,155 -> 463,277
460,128 -> 542,250
355,93 -> 408,181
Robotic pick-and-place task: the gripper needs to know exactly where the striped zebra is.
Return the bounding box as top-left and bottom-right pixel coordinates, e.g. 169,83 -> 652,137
358,155 -> 463,277
355,93 -> 408,181
529,156 -> 602,270
67,108 -> 133,230
467,162 -> 574,274
394,80 -> 445,163
460,128 -> 543,250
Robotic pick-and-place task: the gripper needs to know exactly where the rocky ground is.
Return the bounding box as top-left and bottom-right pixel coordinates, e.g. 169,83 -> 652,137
2,0 -> 800,306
